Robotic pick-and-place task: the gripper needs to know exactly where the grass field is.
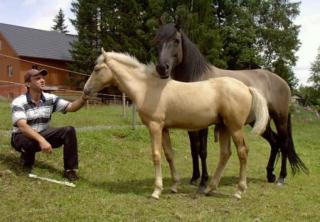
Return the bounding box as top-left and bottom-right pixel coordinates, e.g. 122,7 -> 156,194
0,100 -> 319,221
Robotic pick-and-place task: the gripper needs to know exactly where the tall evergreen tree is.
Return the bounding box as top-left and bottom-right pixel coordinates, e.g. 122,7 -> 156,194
52,9 -> 68,33
70,0 -> 101,75
68,0 -> 301,88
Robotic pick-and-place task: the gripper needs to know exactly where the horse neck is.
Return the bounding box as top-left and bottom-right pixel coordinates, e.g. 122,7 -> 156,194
108,61 -> 147,105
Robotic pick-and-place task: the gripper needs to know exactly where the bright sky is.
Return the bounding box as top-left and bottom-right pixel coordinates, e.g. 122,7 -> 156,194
0,0 -> 319,86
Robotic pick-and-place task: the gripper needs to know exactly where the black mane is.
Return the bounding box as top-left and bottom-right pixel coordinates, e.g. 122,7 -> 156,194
155,23 -> 210,82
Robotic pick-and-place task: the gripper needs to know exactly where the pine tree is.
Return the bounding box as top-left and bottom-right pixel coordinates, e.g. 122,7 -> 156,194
68,0 -> 301,88
69,0 -> 101,75
52,9 -> 68,33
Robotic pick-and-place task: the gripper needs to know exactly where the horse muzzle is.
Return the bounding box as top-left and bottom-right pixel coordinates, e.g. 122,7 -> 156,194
83,88 -> 92,96
156,64 -> 170,79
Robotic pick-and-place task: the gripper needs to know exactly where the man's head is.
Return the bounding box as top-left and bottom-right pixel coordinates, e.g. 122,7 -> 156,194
24,69 -> 48,92
24,69 -> 48,83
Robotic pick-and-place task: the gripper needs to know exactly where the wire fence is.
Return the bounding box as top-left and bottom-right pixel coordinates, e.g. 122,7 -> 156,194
0,52 -> 131,105
0,52 -> 140,127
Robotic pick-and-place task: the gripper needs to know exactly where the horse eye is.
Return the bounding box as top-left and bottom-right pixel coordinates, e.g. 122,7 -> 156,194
174,39 -> 180,44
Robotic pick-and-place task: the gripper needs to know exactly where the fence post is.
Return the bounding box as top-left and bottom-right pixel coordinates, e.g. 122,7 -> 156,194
122,92 -> 126,118
132,103 -> 136,129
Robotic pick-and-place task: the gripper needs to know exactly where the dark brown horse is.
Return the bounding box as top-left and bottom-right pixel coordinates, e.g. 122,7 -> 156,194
154,23 -> 308,189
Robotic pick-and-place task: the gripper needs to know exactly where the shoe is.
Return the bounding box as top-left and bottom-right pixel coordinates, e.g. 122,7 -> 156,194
63,170 -> 79,181
20,152 -> 33,173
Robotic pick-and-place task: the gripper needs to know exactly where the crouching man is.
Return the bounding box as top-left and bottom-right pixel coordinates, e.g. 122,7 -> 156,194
11,69 -> 89,181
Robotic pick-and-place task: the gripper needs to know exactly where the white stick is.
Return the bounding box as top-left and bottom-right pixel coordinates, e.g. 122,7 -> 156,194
28,173 -> 76,187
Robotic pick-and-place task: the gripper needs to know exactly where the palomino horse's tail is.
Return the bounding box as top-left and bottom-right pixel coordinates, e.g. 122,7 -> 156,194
249,87 -> 269,135
287,114 -> 309,175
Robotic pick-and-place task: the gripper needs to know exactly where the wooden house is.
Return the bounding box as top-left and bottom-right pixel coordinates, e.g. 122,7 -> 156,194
0,23 -> 77,99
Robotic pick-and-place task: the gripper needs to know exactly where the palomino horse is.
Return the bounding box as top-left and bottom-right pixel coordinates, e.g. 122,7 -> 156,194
83,49 -> 269,199
154,23 -> 308,188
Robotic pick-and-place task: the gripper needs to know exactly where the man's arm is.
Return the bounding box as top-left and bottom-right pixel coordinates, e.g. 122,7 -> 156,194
16,119 -> 52,153
65,93 -> 89,112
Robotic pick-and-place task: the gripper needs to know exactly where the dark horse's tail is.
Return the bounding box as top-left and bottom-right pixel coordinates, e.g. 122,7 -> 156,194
286,114 -> 309,175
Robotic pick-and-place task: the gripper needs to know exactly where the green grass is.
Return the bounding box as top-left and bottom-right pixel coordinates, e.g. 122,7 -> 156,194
0,100 -> 319,221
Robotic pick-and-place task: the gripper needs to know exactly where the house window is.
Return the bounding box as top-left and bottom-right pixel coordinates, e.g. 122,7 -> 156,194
7,65 -> 13,77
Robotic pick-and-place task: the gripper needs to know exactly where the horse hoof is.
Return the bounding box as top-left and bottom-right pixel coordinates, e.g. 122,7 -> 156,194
190,179 -> 198,186
267,174 -> 276,183
151,193 -> 160,200
203,187 -> 212,196
198,185 -> 206,194
234,191 -> 242,200
234,193 -> 242,200
151,188 -> 162,200
171,186 -> 178,193
276,178 -> 285,186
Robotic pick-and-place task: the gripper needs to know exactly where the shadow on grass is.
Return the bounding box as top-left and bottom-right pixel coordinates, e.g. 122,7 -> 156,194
1,152 -> 266,199
0,152 -> 61,176
83,175 -> 265,198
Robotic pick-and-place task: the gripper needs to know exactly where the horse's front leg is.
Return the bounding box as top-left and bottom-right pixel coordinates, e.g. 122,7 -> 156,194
148,122 -> 164,200
204,126 -> 231,195
199,128 -> 209,192
231,129 -> 248,199
188,131 -> 200,185
162,128 -> 180,193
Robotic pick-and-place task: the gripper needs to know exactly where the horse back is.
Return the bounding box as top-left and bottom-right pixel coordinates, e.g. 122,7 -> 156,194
209,66 -> 291,116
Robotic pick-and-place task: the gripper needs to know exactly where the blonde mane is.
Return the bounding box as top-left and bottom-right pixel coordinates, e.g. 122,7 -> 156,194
103,51 -> 159,77
105,52 -> 142,69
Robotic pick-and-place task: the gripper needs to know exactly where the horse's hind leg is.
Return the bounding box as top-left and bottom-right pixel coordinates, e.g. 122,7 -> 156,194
204,126 -> 231,195
188,131 -> 200,185
162,129 -> 180,193
231,129 -> 248,199
274,116 -> 289,186
260,122 -> 279,183
275,114 -> 308,185
199,128 -> 209,192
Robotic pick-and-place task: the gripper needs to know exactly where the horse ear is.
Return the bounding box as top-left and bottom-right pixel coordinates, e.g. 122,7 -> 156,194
101,47 -> 108,59
174,16 -> 181,31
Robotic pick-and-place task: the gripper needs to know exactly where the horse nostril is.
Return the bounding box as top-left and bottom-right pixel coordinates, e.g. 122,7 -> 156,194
165,64 -> 169,70
83,88 -> 90,96
156,64 -> 165,75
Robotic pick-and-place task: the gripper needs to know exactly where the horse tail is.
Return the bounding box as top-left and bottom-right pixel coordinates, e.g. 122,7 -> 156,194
286,114 -> 309,175
248,87 -> 269,135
